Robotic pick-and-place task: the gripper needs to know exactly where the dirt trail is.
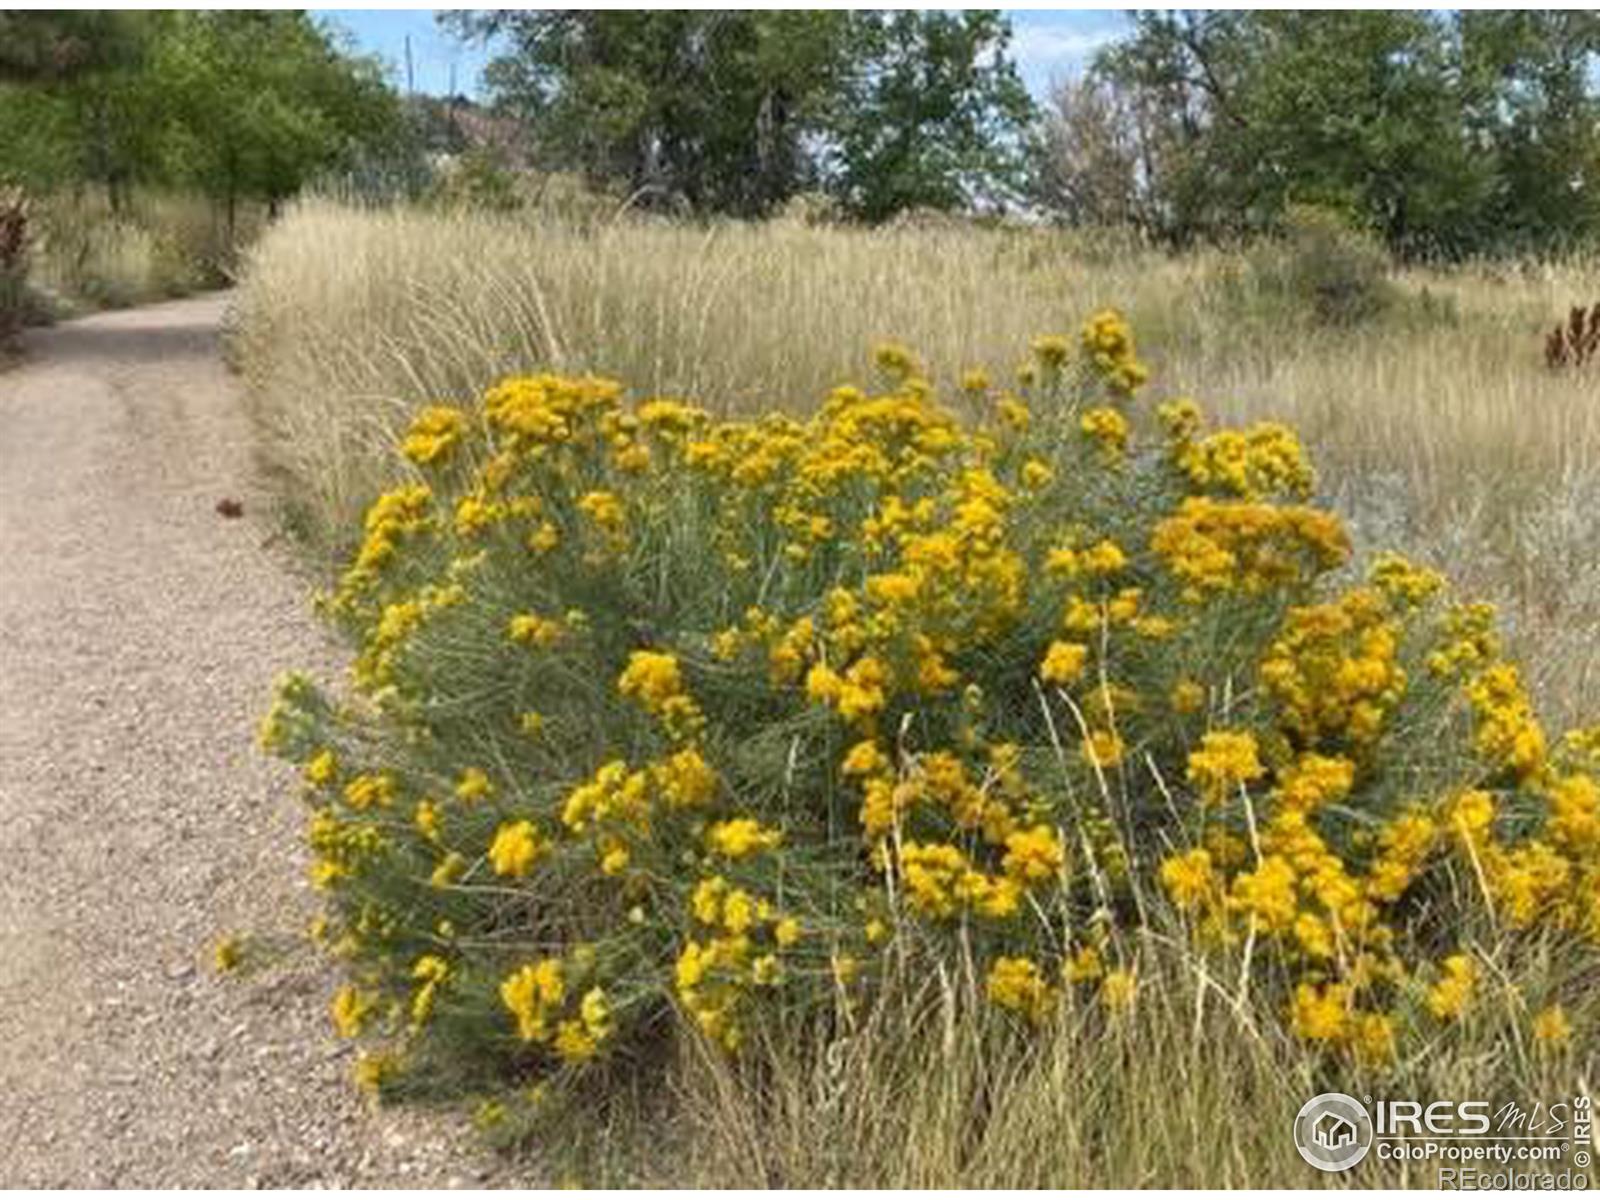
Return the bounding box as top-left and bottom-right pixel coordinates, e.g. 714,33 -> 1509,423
0,296 -> 513,1186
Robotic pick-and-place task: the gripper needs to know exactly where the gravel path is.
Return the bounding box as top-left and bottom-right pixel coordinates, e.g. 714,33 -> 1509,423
0,295 -> 520,1187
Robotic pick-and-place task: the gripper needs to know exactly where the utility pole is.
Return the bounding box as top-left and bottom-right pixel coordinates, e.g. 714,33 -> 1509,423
405,33 -> 414,97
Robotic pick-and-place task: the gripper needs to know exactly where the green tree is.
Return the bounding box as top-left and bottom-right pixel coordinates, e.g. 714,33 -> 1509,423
0,85 -> 82,189
0,11 -> 404,224
444,11 -> 851,215
0,12 -> 164,203
0,12 -> 145,84
153,12 -> 402,230
1094,11 -> 1495,252
1237,12 -> 1493,255
1460,11 -> 1600,251
1086,12 -> 1261,241
448,9 -> 1035,220
824,10 -> 1037,221
1085,10 -> 1600,257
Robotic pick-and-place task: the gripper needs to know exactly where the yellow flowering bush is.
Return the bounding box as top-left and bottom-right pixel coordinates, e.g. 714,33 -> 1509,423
260,307 -> 1599,1110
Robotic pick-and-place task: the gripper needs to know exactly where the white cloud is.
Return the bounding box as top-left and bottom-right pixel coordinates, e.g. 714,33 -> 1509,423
1008,14 -> 1128,92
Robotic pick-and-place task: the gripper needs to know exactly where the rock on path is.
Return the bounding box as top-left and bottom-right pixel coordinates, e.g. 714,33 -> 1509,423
0,295 -> 515,1186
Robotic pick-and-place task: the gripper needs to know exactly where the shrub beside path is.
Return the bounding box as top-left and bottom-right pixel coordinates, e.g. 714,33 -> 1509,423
0,296 -> 518,1186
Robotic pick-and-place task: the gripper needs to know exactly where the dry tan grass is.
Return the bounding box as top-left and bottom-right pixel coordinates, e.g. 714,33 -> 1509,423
234,199 -> 1600,725
500,925 -> 1592,1187
230,201 -> 1600,497
30,188 -> 251,311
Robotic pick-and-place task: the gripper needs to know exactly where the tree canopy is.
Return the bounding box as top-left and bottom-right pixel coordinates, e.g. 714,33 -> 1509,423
0,12 -> 146,84
0,11 -> 402,221
1038,10 -> 1600,257
445,9 -> 1037,220
8,8 -> 1600,257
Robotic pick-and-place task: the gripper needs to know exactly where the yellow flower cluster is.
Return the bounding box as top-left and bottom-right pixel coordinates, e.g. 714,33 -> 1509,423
1079,406 -> 1129,457
1464,664 -> 1547,778
501,956 -> 614,1062
1171,421 -> 1315,500
618,650 -> 704,740
675,875 -> 802,1050
1038,639 -> 1089,685
1425,953 -> 1477,1021
706,817 -> 783,860
1287,982 -> 1396,1064
509,612 -> 565,648
560,759 -> 652,875
1145,558 -> 1600,1063
489,819 -> 545,877
1185,731 -> 1266,805
1152,496 -> 1349,600
334,483 -> 434,611
986,956 -> 1054,1022
401,405 -> 468,466
263,314 -> 1599,1110
1259,587 -> 1405,749
1080,308 -> 1148,395
898,841 -> 1022,919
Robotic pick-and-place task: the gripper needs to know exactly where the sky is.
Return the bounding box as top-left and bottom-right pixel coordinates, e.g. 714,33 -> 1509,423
1006,9 -> 1131,95
314,9 -> 1132,102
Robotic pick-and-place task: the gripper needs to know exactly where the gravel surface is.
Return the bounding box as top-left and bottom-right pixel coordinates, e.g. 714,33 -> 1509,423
0,295 -> 527,1187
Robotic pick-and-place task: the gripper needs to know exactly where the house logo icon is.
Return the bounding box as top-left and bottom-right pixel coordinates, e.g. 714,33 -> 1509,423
1293,1092 -> 1373,1172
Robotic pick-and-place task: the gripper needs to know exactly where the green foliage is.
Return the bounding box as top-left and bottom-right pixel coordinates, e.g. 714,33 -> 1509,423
1077,10 -> 1600,258
447,9 -> 1036,221
424,148 -> 524,213
0,12 -> 146,84
1247,205 -> 1397,328
0,188 -> 31,345
1459,12 -> 1600,253
0,13 -> 402,217
445,11 -> 851,216
826,11 -> 1036,222
0,16 -> 166,206
0,12 -> 406,317
152,13 -> 403,222
0,89 -> 79,191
